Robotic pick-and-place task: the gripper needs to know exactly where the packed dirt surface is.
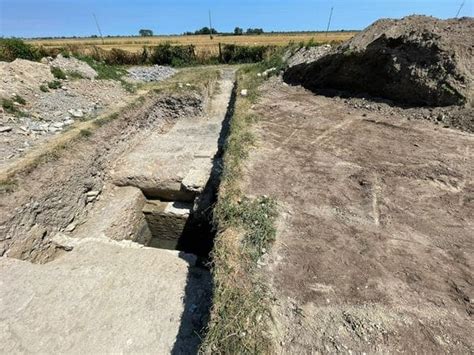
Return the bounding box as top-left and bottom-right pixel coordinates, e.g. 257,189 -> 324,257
243,78 -> 473,353
284,16 -> 474,107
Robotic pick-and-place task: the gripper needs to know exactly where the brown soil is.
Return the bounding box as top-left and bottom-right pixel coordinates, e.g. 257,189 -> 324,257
284,16 -> 474,107
243,78 -> 473,353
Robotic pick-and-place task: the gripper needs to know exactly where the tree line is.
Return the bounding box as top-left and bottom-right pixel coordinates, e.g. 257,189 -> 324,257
139,27 -> 265,37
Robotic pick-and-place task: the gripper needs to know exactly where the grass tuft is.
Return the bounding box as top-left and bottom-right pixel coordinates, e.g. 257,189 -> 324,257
51,66 -> 67,80
2,94 -> 27,116
13,94 -> 26,105
66,71 -> 84,80
0,177 -> 18,194
76,56 -> 136,92
48,80 -> 62,89
79,128 -> 92,138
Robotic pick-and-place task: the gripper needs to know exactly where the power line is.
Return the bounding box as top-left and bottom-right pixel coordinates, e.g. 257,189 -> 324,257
326,6 -> 334,35
455,1 -> 465,18
92,13 -> 105,44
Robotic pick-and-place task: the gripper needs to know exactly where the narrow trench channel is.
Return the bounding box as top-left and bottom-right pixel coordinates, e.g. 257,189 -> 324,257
137,79 -> 236,262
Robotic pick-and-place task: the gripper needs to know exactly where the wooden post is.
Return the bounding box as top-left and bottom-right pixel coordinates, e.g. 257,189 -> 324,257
218,42 -> 222,63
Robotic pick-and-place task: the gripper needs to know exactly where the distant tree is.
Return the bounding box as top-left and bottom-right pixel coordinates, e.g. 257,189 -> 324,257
139,29 -> 154,37
246,28 -> 264,35
194,27 -> 218,35
234,27 -> 243,35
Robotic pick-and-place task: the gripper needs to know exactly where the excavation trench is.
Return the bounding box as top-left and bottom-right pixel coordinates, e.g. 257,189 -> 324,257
0,69 -> 236,353
106,72 -> 235,258
1,69 -> 235,262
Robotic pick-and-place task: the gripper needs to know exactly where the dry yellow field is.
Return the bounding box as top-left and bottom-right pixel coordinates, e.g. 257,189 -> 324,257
28,32 -> 356,56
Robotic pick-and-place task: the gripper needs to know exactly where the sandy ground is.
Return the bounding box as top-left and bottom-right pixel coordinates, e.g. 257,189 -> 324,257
243,78 -> 473,353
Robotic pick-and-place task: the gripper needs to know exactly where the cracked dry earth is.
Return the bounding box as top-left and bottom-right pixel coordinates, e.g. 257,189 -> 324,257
243,78 -> 473,353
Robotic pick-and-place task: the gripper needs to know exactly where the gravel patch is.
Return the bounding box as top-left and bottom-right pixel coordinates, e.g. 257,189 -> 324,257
127,65 -> 177,82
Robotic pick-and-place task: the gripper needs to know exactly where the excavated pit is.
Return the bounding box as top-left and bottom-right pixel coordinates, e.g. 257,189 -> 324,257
133,84 -> 234,257
0,69 -> 236,353
0,69 -> 233,263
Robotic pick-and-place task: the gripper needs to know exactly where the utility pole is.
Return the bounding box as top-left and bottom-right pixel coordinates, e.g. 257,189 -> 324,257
208,10 -> 214,40
93,13 -> 105,44
455,1 -> 465,18
326,6 -> 334,36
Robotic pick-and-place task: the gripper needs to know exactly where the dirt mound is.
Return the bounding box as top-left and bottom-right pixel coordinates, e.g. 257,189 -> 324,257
284,16 -> 474,107
0,59 -> 54,100
47,54 -> 98,79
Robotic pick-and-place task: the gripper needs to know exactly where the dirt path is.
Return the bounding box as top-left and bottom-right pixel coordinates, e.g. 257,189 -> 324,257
243,78 -> 473,353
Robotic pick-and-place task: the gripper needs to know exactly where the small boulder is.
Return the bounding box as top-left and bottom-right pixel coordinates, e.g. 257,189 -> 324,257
68,109 -> 84,118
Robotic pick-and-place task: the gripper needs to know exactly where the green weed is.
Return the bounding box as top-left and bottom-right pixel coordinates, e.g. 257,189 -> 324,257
79,128 -> 92,138
0,38 -> 40,62
48,80 -> 62,89
67,71 -> 84,80
51,66 -> 67,80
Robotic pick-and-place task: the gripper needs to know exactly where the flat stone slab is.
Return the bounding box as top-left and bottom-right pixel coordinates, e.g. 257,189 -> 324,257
111,73 -> 235,200
0,240 -> 211,354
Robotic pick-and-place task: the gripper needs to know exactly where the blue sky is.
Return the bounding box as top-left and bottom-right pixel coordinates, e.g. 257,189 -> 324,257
1,0 -> 473,38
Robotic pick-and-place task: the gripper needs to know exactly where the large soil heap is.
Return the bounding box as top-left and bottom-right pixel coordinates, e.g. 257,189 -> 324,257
284,16 -> 474,107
